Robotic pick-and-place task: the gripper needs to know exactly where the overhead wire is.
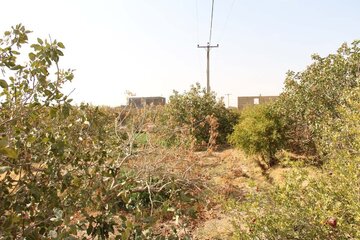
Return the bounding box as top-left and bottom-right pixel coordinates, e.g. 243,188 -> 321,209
209,0 -> 215,44
218,0 -> 237,42
195,0 -> 200,43
195,0 -> 204,81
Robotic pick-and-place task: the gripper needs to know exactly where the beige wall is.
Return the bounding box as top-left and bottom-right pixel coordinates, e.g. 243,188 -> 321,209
237,96 -> 278,110
128,97 -> 166,108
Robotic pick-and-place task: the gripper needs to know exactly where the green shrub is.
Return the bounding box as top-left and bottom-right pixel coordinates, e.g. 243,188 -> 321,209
228,104 -> 285,166
0,25 -> 202,239
275,40 -> 360,157
165,83 -> 238,146
231,42 -> 360,239
235,158 -> 360,239
233,82 -> 360,240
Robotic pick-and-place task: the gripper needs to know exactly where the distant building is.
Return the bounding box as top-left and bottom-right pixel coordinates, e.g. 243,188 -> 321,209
128,97 -> 166,108
237,95 -> 278,110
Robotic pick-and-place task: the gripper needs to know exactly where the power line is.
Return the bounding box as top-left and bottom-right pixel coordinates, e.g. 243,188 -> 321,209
195,0 -> 203,80
218,0 -> 237,42
197,0 -> 219,93
209,0 -> 215,44
195,0 -> 200,42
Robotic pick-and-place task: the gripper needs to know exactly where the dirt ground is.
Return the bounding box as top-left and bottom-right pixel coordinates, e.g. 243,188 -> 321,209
0,148 -> 288,239
190,148 -> 273,240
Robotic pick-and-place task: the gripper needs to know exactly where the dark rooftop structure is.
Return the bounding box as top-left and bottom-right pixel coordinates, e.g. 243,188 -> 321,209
128,97 -> 166,108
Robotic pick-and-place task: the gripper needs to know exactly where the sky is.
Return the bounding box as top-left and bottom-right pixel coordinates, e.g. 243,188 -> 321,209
1,0 -> 360,107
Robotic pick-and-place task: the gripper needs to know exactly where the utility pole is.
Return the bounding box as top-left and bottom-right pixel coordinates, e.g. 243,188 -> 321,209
225,93 -> 231,108
198,42 -> 219,93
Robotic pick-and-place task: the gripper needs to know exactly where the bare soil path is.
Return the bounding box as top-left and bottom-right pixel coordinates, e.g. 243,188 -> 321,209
191,149 -> 271,240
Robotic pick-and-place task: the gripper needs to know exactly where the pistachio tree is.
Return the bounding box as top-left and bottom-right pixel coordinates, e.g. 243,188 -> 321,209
0,25 -> 203,239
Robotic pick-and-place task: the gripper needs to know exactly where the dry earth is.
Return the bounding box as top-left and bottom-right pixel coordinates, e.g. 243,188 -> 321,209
0,148 -> 293,239
191,149 -> 272,240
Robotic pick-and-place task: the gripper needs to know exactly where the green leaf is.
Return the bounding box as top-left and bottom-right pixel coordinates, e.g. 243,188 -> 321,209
57,49 -> 64,56
37,38 -> 43,44
65,72 -> 74,81
57,42 -> 65,49
62,104 -> 71,118
40,67 -> 48,75
11,65 -> 23,71
44,89 -> 53,97
38,75 -> 47,86
0,138 -> 8,148
0,148 -> 18,159
87,224 -> 93,235
50,107 -> 58,118
29,52 -> 36,61
0,79 -> 8,88
30,44 -> 42,51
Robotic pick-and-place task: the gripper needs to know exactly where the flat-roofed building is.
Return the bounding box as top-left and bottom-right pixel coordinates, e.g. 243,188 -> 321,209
237,95 -> 278,110
128,97 -> 166,108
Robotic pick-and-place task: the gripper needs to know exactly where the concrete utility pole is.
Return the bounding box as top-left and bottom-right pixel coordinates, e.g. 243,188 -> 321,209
198,42 -> 219,93
225,93 -> 231,108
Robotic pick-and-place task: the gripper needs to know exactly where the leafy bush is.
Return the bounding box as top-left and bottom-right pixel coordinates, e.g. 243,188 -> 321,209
275,41 -> 360,157
0,25 -> 204,239
228,104 -> 285,166
234,115 -> 360,239
235,157 -> 360,239
165,83 -> 238,147
233,48 -> 360,239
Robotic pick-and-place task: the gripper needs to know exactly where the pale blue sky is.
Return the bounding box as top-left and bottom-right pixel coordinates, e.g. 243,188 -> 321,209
1,0 -> 360,106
